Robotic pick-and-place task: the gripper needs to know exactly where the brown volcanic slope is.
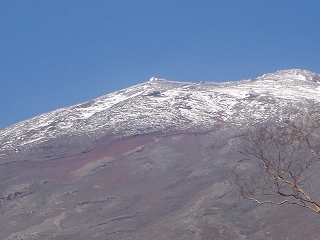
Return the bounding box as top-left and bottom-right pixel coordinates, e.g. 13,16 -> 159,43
1,128 -> 320,240
2,70 -> 320,239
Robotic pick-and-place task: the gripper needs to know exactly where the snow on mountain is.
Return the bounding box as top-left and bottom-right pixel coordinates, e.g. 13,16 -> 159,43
1,69 -> 320,157
258,69 -> 320,82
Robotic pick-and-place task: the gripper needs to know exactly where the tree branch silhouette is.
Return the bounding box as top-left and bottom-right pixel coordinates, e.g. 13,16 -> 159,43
229,108 -> 320,213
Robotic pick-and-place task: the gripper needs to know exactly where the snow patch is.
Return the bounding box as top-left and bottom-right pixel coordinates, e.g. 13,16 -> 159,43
149,77 -> 167,82
1,69 -> 320,155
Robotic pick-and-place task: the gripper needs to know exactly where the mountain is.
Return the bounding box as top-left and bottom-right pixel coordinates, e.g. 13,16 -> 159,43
1,69 -> 320,239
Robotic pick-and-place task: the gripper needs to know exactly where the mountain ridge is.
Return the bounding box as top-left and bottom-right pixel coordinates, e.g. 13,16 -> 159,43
2,69 -> 320,239
258,69 -> 320,82
1,69 -> 320,162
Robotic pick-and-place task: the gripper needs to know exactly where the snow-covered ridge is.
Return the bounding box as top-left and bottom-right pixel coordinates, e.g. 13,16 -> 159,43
1,69 -> 320,156
258,69 -> 320,82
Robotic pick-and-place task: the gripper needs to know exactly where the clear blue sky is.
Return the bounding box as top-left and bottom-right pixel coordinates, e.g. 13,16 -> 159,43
1,0 -> 320,129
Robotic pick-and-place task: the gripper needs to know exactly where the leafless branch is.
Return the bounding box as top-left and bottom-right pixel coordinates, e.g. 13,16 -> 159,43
229,106 -> 320,213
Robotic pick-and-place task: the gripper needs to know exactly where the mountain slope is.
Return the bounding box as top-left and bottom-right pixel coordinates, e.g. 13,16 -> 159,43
2,69 -> 320,161
1,69 -> 320,239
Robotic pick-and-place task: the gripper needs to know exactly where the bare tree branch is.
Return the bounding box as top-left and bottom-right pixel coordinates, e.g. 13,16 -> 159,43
229,106 -> 320,213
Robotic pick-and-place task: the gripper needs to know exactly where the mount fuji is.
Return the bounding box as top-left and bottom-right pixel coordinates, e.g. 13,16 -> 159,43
1,69 -> 320,239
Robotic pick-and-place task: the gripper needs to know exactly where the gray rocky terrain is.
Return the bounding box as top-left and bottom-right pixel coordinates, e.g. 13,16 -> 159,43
1,69 -> 320,239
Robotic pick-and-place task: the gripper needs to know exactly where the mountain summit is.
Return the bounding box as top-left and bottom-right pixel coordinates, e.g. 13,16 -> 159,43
2,69 -> 320,161
1,69 -> 320,239
258,69 -> 320,82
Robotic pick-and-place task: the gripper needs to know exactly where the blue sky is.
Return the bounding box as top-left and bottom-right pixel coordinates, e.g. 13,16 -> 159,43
1,0 -> 320,129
